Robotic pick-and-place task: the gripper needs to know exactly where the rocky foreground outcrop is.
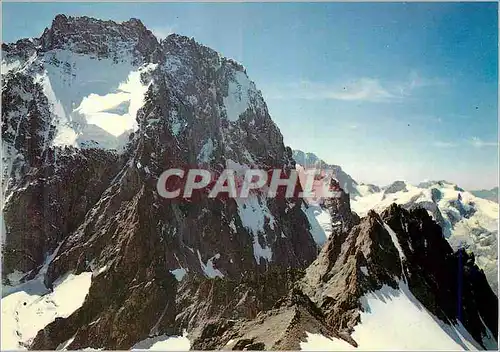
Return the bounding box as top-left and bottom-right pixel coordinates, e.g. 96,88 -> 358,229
1,15 -> 498,351
198,202 -> 497,350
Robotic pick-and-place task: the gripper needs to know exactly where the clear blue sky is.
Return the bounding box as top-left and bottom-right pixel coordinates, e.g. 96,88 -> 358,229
3,2 -> 498,189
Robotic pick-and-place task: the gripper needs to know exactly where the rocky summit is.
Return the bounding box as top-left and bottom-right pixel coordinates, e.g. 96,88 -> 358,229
1,15 -> 498,351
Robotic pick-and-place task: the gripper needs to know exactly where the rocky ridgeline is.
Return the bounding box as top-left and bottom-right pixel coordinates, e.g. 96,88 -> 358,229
196,202 -> 496,350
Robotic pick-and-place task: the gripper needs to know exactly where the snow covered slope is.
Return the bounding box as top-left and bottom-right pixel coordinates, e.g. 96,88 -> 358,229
131,331 -> 191,351
1,271 -> 92,350
351,180 -> 499,293
301,202 -> 332,246
293,149 -> 361,198
301,280 -> 492,351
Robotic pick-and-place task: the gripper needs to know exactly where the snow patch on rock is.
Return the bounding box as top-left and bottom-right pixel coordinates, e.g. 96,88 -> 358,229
1,272 -> 93,350
236,194 -> 275,264
197,251 -> 224,278
223,71 -> 252,122
170,268 -> 188,282
301,203 -> 330,246
131,330 -> 190,351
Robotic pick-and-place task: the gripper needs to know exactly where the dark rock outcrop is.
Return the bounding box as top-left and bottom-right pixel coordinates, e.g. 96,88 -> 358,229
381,204 -> 497,347
2,148 -> 120,276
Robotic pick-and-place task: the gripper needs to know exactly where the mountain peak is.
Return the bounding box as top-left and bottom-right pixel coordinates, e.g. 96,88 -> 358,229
471,186 -> 499,203
39,14 -> 160,62
383,180 -> 408,194
222,201 -> 497,350
2,14 -> 319,349
417,179 -> 464,191
292,149 -> 360,198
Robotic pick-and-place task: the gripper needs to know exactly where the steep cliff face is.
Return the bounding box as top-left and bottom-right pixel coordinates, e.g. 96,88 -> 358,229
2,15 -> 317,350
352,180 -> 499,293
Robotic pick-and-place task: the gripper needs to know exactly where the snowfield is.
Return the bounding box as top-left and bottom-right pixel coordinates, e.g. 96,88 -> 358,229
236,193 -> 276,264
131,330 -> 191,350
1,272 -> 93,350
7,49 -> 156,151
223,71 -> 252,122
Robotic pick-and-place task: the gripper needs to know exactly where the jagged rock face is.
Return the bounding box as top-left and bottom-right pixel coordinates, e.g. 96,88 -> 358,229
351,180 -> 499,293
175,267 -> 307,349
2,39 -> 39,63
300,203 -> 497,349
2,72 -> 56,194
323,178 -> 360,233
212,202 -> 497,350
2,15 -> 317,350
2,148 -> 120,276
292,149 -> 360,198
299,209 -> 402,334
381,205 -> 497,347
39,15 -> 161,64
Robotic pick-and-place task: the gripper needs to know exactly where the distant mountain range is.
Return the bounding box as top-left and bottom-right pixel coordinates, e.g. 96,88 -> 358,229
471,187 -> 499,203
292,150 -> 499,293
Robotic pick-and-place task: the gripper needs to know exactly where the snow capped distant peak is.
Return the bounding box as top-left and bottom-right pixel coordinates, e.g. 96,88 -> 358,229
416,179 -> 464,191
292,149 -> 361,198
383,180 -> 408,195
352,179 -> 499,292
11,47 -> 158,151
471,187 -> 499,203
